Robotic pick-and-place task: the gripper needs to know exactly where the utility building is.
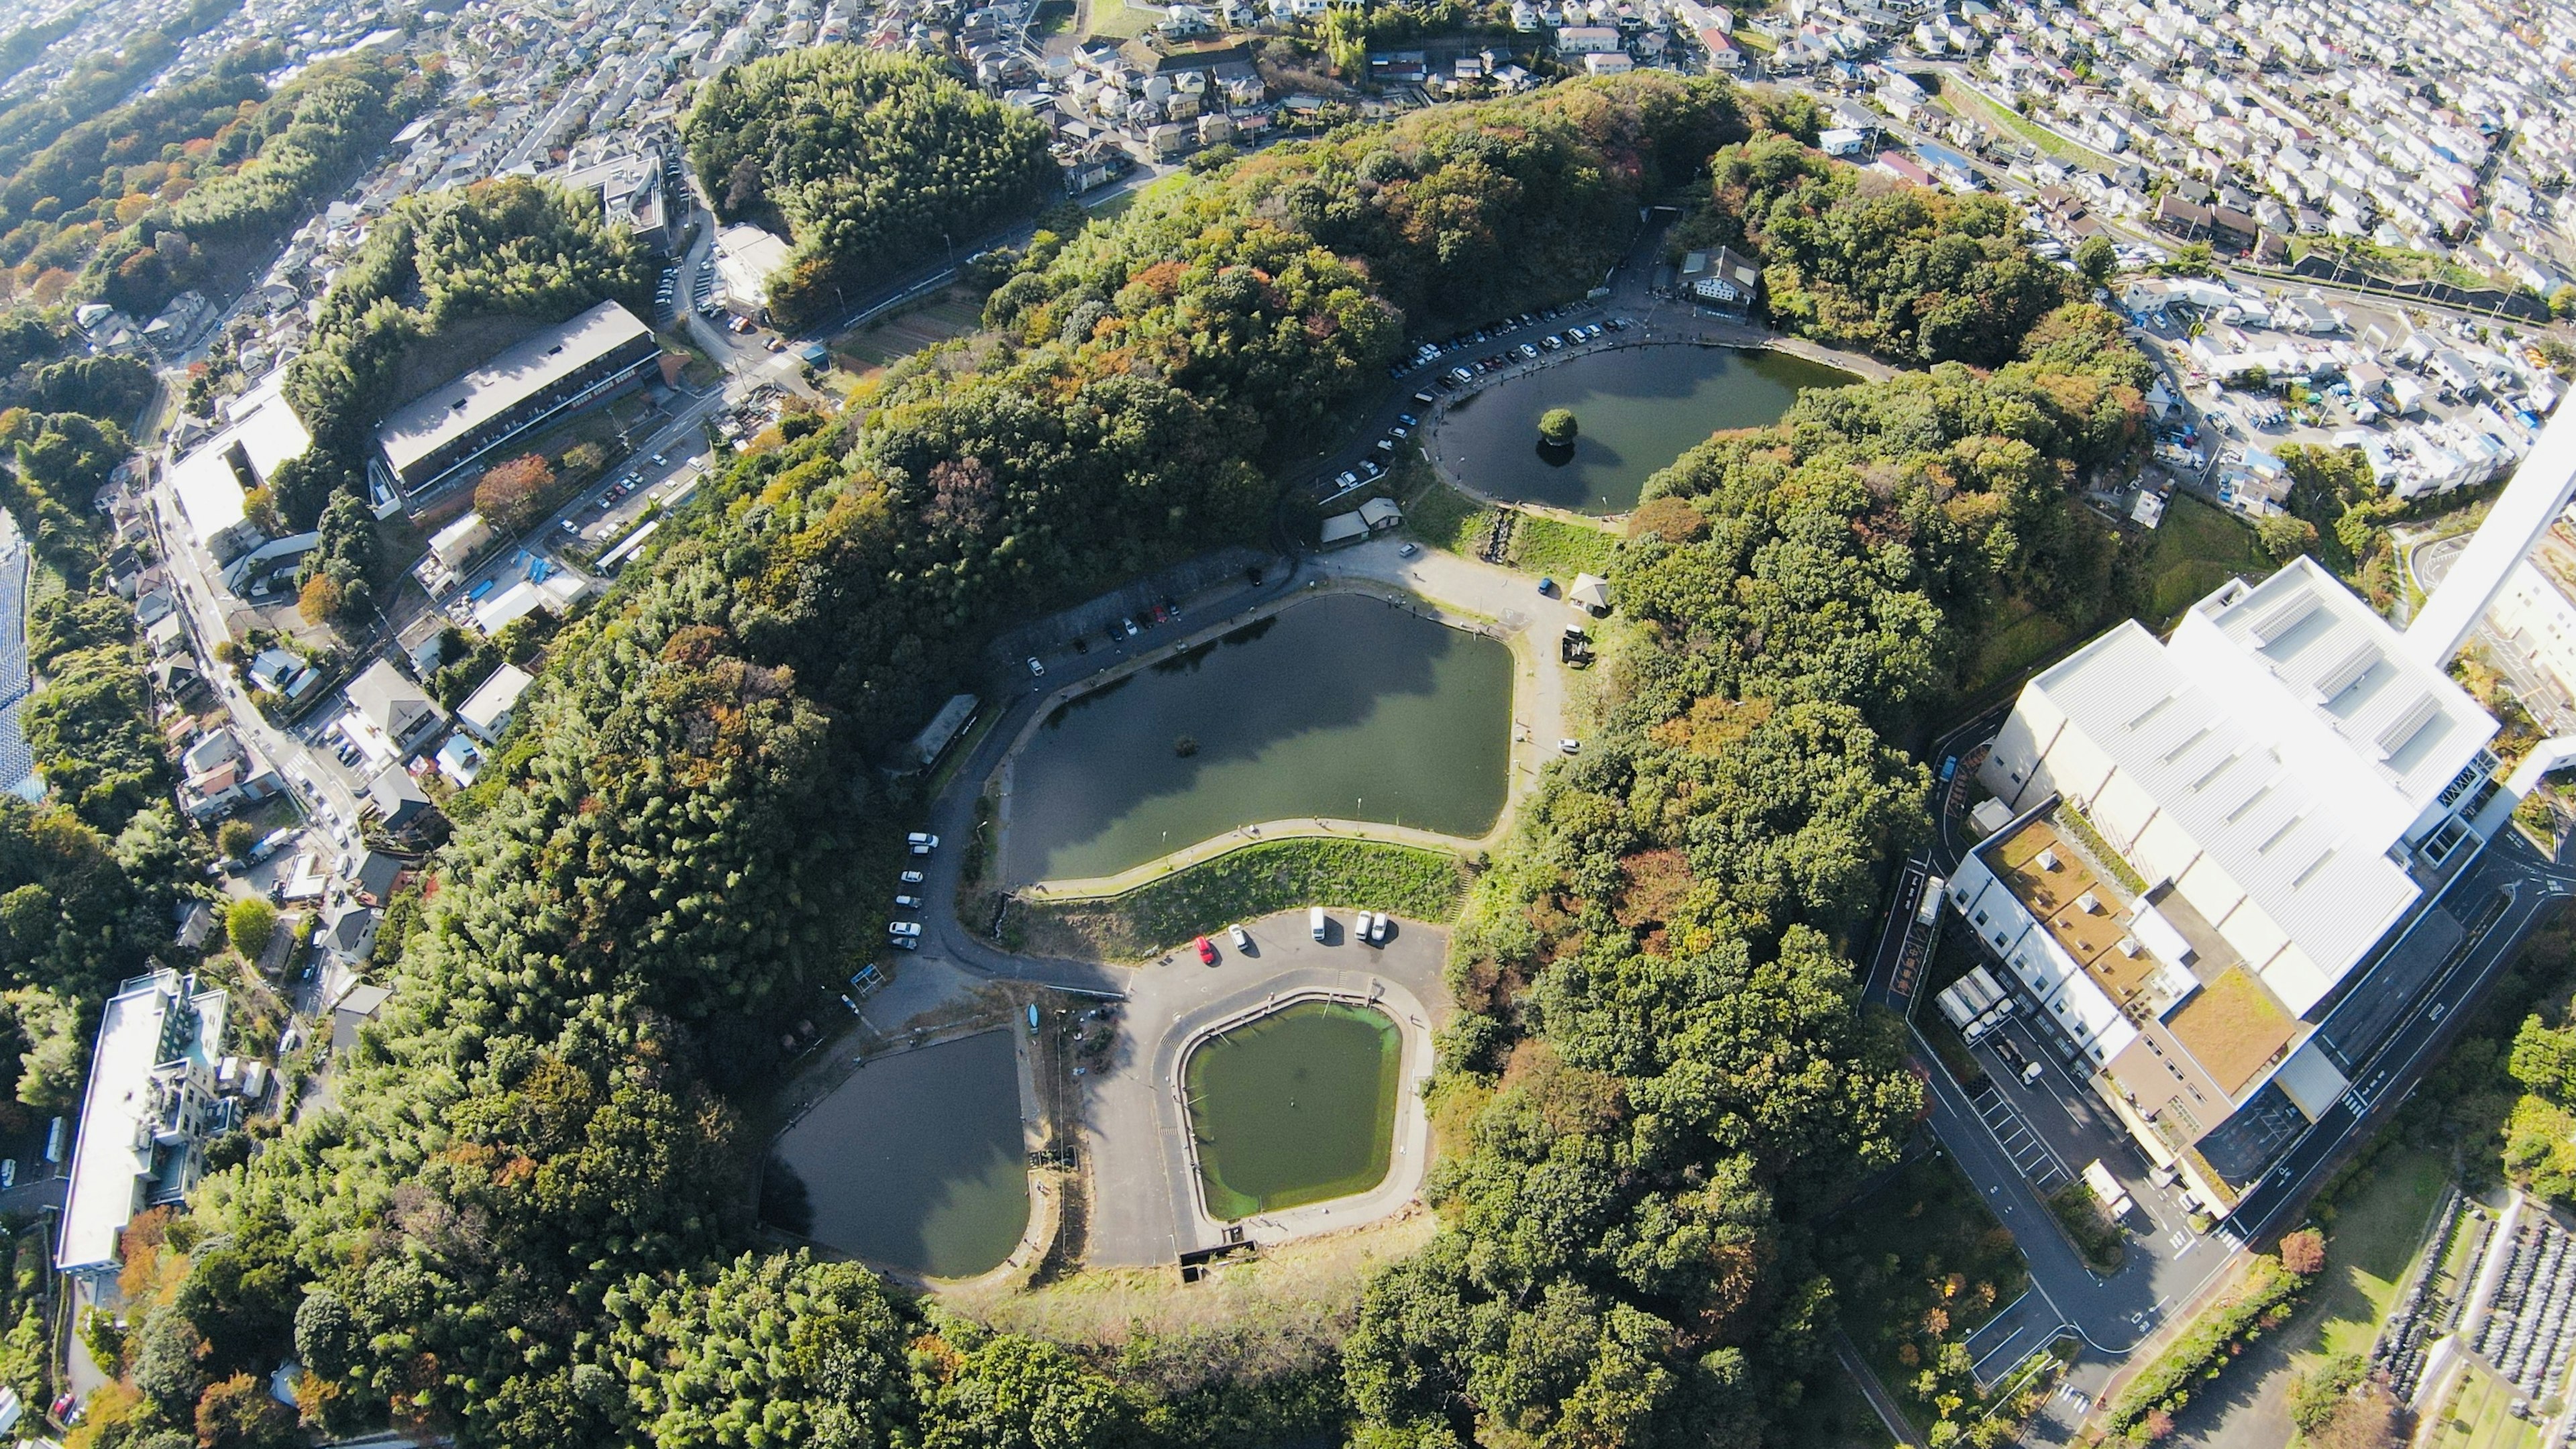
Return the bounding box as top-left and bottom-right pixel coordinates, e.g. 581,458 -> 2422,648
1951,556 -> 2505,1216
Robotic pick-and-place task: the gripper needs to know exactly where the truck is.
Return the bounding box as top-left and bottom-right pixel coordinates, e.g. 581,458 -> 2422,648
2081,1159 -> 2135,1220
1917,875 -> 1947,928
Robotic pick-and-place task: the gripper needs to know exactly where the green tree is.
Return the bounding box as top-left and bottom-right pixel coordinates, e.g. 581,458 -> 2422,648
217,820 -> 258,860
1540,408 -> 1579,445
2074,234 -> 2116,289
224,897 -> 277,958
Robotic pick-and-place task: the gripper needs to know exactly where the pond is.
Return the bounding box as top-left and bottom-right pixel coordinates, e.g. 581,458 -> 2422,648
1185,1000 -> 1401,1221
1002,593 -> 1512,885
1434,344 -> 1858,514
763,1030 -> 1028,1278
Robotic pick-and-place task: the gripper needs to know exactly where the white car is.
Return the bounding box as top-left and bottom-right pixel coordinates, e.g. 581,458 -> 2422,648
1027,656 -> 1045,677
1228,922 -> 1249,950
888,920 -> 923,938
1560,738 -> 1580,754
906,832 -> 940,855
893,895 -> 921,910
900,869 -> 924,885
1354,910 -> 1375,941
1369,913 -> 1390,945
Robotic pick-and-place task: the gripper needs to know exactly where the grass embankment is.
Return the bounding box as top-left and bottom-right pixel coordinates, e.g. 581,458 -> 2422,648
1817,1152 -> 2032,1442
2298,1144 -> 2449,1362
1937,85 -> 2119,171
1508,515 -> 1617,580
2146,494 -> 2275,625
1014,838 -> 1472,961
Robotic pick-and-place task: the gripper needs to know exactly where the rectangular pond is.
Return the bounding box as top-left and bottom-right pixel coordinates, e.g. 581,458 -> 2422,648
1185,1000 -> 1402,1221
1002,592 -> 1513,885
764,1029 -> 1030,1279
1434,343 -> 1857,514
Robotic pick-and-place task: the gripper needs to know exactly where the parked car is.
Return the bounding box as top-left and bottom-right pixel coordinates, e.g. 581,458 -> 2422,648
1334,470 -> 1359,490
1195,935 -> 1219,965
906,832 -> 940,855
1228,922 -> 1250,949
893,895 -> 921,910
900,869 -> 924,885
1309,906 -> 1327,941
1354,910 -> 1376,942
1121,618 -> 1140,637
1396,413 -> 1417,427
1518,343 -> 1538,360
1412,391 -> 1436,406
888,920 -> 923,938
1397,542 -> 1419,557
1026,656 -> 1045,677
1560,737 -> 1580,754
1537,577 -> 1556,596
1369,913 -> 1390,945
887,936 -> 918,951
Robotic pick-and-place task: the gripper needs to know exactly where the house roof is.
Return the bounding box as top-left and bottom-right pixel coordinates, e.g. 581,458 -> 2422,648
346,661 -> 437,738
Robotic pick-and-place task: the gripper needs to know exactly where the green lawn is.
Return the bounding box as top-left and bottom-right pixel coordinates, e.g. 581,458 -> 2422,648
1507,515 -> 1619,580
1938,87 -> 2118,171
2436,1365 -> 2543,1449
1014,838 -> 1472,961
1078,0 -> 1159,40
2147,494 -> 2274,625
2306,1146 -> 2449,1361
1401,478 -> 1493,555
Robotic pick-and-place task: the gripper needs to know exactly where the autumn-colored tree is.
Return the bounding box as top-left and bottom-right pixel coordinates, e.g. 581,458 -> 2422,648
2279,1229 -> 2326,1275
476,453 -> 555,531
297,574 -> 343,625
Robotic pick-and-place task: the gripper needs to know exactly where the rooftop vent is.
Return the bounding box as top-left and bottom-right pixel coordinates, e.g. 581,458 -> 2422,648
2247,587 -> 2322,643
2076,890 -> 2102,914
2035,847 -> 2059,871
2373,693 -> 2441,760
2311,640 -> 2380,702
2117,936 -> 2141,957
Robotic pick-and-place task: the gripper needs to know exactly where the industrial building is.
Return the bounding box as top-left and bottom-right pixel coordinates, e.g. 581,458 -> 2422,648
56,970 -> 228,1279
712,223 -> 794,321
370,300 -> 660,499
1944,400 -> 2576,1217
166,372 -> 315,562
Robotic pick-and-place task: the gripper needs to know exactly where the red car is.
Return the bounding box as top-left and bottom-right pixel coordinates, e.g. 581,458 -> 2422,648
1195,935 -> 1219,965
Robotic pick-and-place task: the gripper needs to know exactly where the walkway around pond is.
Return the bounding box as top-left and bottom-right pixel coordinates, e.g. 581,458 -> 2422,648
1022,816 -> 1493,902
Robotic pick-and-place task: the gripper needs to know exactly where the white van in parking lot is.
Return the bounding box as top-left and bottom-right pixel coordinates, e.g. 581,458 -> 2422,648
1310,906 -> 1327,941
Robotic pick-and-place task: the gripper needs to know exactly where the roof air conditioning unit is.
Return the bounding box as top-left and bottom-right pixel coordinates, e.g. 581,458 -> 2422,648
2036,847 -> 2059,870
2076,890 -> 2103,914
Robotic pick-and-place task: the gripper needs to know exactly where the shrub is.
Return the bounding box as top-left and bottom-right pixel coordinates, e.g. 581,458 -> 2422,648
1539,407 -> 1578,445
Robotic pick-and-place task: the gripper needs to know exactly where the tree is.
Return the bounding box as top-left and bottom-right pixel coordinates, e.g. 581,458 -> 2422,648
2278,1229 -> 2326,1276
217,820 -> 257,859
2075,234 -> 2117,289
195,1371 -> 301,1449
6,987 -> 83,1111
224,898 -> 276,959
476,453 -> 555,532
297,574 -> 343,625
1540,408 -> 1580,445
2257,514 -> 2318,561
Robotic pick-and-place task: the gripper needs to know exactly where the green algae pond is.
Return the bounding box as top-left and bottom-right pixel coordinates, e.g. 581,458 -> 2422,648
1185,1000 -> 1402,1221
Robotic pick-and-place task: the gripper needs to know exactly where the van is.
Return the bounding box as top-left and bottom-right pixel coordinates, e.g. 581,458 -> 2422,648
1310,906 -> 1328,941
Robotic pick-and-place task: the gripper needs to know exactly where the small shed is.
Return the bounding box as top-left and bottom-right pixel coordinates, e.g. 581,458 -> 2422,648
1320,511 -> 1369,547
1568,573 -> 1611,616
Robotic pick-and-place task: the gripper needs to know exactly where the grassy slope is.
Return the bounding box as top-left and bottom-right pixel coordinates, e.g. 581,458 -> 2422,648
2147,492 -> 2274,625
1014,837 -> 1472,961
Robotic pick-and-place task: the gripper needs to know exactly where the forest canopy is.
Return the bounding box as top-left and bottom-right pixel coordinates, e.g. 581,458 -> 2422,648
108,74 -> 2158,1449
682,48 -> 1059,331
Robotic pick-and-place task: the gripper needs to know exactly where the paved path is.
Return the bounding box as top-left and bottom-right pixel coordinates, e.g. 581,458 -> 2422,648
1835,1330 -> 1930,1449
1082,908 -> 1450,1269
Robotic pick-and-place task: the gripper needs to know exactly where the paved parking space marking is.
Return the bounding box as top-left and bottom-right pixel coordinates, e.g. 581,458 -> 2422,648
1972,1082 -> 2072,1194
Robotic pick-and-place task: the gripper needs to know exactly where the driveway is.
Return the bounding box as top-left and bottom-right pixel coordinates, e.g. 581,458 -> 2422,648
1081,908 -> 1450,1268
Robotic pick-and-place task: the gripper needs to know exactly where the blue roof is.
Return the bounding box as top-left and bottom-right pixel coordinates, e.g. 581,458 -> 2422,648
1915,142 -> 1974,172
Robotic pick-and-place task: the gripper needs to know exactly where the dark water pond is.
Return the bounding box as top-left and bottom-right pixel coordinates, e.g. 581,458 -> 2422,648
1003,594 -> 1512,884
1436,345 -> 1857,513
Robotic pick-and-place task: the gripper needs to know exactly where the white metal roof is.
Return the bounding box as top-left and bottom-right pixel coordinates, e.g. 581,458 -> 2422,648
168,374 -> 311,549
2024,567 -> 2484,1014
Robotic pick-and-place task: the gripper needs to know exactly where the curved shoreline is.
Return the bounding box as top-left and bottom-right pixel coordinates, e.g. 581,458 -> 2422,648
985,574 -> 1525,891
1419,319 -> 1894,521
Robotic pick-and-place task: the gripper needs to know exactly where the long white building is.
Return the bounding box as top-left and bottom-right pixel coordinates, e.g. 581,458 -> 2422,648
56,970 -> 227,1280
1951,556 -> 2504,1213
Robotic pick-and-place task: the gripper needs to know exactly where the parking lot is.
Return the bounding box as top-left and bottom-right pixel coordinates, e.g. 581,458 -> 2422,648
1969,1073 -> 2073,1196
1312,301 -> 1624,502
